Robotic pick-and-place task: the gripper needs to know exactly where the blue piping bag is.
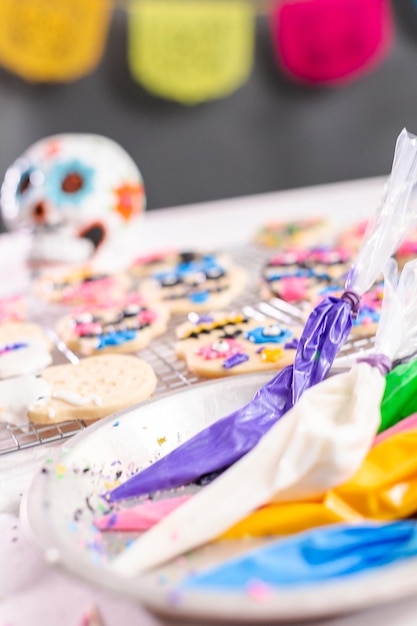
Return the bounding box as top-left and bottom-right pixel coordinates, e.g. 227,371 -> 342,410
107,129 -> 417,505
180,522 -> 417,589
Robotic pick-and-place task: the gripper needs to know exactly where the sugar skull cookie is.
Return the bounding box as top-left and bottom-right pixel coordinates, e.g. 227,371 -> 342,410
311,281 -> 383,337
0,322 -> 52,379
56,294 -> 170,356
175,311 -> 300,377
260,245 -> 352,307
139,252 -> 248,314
255,217 -> 329,248
0,134 -> 145,271
33,265 -> 131,306
130,249 -> 180,277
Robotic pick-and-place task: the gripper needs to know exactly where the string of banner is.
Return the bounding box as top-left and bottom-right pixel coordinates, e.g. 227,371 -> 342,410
0,0 -> 394,105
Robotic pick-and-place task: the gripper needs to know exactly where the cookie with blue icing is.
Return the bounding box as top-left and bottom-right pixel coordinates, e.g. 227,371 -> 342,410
139,252 -> 247,314
175,311 -> 300,377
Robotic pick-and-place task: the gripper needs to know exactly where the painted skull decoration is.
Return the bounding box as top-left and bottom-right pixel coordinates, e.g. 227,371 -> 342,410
0,134 -> 145,270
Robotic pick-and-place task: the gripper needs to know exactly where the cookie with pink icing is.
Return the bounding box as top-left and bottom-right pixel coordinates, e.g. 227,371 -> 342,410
0,322 -> 52,379
33,265 -> 131,306
175,311 -> 300,378
56,293 -> 169,355
139,252 -> 247,314
255,217 -> 329,248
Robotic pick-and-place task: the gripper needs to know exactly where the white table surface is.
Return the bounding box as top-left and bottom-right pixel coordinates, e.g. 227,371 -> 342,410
3,175 -> 417,626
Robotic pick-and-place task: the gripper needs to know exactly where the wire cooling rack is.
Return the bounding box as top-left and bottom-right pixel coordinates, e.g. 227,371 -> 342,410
0,243 -> 375,456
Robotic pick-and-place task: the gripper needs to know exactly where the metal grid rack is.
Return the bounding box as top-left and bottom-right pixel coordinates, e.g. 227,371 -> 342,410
0,243 -> 374,456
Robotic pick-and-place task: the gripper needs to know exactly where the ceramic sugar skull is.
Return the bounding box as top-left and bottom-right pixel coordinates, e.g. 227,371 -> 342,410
0,134 -> 146,271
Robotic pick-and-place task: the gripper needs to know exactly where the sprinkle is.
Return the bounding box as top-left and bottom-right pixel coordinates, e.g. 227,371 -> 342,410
112,420 -> 120,427
157,436 -> 167,446
168,590 -> 182,606
222,353 -> 249,369
245,579 -> 273,601
85,496 -> 95,513
55,464 -> 67,478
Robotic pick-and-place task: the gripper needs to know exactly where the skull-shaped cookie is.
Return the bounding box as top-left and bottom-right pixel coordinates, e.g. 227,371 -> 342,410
0,134 -> 145,271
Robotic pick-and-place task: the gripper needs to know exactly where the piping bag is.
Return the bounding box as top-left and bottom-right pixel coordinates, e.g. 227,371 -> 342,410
107,128 -> 417,506
179,522 -> 417,590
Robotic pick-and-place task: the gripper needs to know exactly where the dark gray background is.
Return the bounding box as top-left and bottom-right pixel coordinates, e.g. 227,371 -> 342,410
0,1 -> 417,217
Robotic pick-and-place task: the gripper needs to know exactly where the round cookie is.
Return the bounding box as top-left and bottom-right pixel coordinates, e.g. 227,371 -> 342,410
34,265 -> 131,306
175,311 -> 301,378
27,354 -> 157,425
139,252 -> 248,314
255,217 -> 329,248
0,322 -> 53,379
56,295 -> 170,356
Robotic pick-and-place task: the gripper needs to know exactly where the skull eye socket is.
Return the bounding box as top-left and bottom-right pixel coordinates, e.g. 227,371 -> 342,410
61,172 -> 84,193
18,172 -> 31,195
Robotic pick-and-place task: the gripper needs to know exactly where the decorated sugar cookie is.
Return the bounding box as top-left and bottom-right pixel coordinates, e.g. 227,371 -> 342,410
0,294 -> 27,323
0,354 -> 157,427
260,245 -> 352,306
56,294 -> 170,356
311,281 -> 383,337
0,322 -> 52,379
130,249 -> 180,277
139,252 -> 247,314
0,134 -> 145,271
175,311 -> 300,377
255,217 -> 329,248
33,265 -> 131,306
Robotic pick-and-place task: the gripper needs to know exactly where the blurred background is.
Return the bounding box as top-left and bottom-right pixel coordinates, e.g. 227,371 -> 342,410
0,0 -> 416,217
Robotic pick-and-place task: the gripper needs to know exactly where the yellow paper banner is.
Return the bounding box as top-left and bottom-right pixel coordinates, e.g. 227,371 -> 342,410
0,0 -> 112,82
128,0 -> 255,104
221,429 -> 417,539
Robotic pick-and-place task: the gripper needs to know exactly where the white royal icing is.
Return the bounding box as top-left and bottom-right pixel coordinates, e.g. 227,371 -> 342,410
0,338 -> 52,379
52,390 -> 103,407
0,375 -> 51,427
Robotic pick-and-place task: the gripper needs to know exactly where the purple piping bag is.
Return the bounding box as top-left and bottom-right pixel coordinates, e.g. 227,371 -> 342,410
107,294 -> 355,502
107,128 -> 417,504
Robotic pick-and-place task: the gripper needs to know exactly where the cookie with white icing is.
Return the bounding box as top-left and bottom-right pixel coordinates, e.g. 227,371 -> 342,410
33,265 -> 131,306
26,354 -> 157,425
0,322 -> 52,379
139,252 -> 248,314
56,294 -> 170,356
175,311 -> 301,378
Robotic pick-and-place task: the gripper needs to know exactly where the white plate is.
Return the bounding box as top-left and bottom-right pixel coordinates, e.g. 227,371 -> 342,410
21,373 -> 417,624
